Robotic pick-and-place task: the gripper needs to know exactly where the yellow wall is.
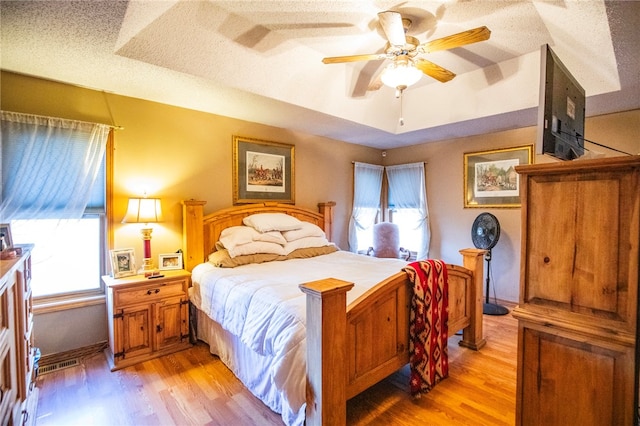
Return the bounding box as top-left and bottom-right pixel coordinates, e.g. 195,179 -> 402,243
2,70 -> 638,353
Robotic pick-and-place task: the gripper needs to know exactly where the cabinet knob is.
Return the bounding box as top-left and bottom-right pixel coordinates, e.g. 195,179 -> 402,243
156,324 -> 163,333
543,256 -> 550,264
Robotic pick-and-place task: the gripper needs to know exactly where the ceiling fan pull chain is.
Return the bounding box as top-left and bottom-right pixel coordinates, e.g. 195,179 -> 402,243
399,92 -> 404,126
398,86 -> 405,126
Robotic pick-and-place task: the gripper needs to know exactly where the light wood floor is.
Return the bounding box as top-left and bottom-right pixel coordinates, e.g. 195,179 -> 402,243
35,307 -> 518,426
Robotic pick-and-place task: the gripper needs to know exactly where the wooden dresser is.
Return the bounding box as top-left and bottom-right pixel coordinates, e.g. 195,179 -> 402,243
0,245 -> 37,426
513,156 -> 640,425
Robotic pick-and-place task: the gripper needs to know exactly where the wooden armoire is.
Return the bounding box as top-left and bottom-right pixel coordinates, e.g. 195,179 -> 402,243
513,155 -> 640,425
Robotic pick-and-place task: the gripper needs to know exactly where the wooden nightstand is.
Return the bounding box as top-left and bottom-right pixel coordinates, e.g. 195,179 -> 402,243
103,269 -> 191,371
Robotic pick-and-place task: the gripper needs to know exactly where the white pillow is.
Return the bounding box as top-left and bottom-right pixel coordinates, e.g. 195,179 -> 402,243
219,226 -> 286,249
254,230 -> 287,245
283,236 -> 330,255
228,241 -> 286,258
219,226 -> 257,249
281,222 -> 325,241
243,213 -> 303,232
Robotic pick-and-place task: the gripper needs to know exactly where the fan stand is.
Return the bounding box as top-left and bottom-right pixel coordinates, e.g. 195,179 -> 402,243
483,250 -> 509,316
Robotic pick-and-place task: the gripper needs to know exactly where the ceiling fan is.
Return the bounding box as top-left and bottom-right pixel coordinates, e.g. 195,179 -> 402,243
322,11 -> 491,94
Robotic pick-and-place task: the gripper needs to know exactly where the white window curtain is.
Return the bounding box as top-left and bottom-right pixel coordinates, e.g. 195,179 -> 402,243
348,162 -> 383,252
0,111 -> 110,220
386,162 -> 430,259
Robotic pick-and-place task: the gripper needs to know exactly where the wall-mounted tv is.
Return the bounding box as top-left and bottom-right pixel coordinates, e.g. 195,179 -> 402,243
536,44 -> 586,160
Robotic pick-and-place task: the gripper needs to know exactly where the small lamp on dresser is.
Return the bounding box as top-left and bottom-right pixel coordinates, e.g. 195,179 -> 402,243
122,196 -> 163,273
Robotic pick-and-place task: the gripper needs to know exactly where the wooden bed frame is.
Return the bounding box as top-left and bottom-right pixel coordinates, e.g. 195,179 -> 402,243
182,200 -> 486,426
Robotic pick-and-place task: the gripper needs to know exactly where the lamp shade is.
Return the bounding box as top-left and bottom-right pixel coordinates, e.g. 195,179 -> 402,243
122,198 -> 163,224
381,58 -> 422,89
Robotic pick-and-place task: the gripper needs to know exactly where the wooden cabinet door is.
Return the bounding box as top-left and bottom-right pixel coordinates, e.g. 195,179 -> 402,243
120,305 -> 153,360
154,297 -> 188,351
522,167 -> 639,329
518,325 -> 634,426
0,283 -> 17,423
14,267 -> 34,402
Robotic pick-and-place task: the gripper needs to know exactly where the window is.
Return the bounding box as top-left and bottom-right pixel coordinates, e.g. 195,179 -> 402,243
349,162 -> 430,258
11,216 -> 104,298
348,163 -> 383,253
389,207 -> 424,255
1,111 -> 111,303
386,163 -> 430,260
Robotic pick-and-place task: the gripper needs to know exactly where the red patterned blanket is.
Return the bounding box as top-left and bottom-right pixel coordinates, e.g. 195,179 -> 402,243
403,260 -> 449,396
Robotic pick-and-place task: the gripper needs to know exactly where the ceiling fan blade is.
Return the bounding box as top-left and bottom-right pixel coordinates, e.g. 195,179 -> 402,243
378,11 -> 406,47
415,58 -> 456,83
419,26 -> 491,54
322,53 -> 388,64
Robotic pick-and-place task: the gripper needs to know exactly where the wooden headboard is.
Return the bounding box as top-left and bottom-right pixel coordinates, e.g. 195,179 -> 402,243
181,200 -> 336,272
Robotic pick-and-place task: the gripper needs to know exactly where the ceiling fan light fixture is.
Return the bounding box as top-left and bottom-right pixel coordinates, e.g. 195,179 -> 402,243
380,57 -> 422,90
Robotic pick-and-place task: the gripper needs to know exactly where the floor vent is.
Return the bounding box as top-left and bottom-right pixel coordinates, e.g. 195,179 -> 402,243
38,358 -> 80,375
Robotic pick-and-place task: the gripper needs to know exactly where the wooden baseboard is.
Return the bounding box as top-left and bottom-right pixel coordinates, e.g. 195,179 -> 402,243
39,341 -> 108,367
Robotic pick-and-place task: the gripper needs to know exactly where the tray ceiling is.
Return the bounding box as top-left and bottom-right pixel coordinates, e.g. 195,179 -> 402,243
1,1 -> 639,149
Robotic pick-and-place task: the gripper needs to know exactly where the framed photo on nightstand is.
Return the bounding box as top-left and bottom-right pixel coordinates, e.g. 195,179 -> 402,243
0,223 -> 13,250
110,248 -> 136,278
159,253 -> 182,270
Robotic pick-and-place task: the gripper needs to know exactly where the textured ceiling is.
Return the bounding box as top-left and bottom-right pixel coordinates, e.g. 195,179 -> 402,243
1,0 -> 639,149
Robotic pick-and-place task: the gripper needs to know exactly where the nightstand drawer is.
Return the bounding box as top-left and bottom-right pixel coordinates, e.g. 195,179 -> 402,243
115,280 -> 187,306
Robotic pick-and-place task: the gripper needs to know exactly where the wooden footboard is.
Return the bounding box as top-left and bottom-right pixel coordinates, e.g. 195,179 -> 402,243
299,248 -> 485,426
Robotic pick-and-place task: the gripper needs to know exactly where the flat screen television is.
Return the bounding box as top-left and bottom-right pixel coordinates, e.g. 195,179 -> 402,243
536,44 -> 586,160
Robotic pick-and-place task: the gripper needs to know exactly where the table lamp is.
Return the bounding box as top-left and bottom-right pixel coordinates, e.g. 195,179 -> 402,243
122,197 -> 163,273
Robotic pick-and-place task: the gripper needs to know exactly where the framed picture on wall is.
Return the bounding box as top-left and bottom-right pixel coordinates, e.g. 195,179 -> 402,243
232,135 -> 295,204
109,248 -> 136,278
463,145 -> 533,208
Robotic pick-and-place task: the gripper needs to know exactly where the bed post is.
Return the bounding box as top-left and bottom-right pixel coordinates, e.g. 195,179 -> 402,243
458,248 -> 487,350
299,278 -> 354,426
182,200 -> 207,272
317,202 -> 336,242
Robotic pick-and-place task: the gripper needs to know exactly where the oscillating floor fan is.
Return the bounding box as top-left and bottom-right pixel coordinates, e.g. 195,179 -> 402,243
471,213 -> 509,316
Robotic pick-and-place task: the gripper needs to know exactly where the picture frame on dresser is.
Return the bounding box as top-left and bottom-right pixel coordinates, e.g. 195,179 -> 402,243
159,253 -> 182,270
0,223 -> 13,250
109,248 -> 136,278
232,135 -> 295,205
463,145 -> 533,208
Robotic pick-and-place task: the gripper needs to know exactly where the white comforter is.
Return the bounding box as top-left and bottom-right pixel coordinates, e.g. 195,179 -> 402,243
191,250 -> 408,421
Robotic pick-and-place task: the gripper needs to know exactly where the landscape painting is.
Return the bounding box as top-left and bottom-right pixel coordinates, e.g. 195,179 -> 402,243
233,136 -> 295,204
